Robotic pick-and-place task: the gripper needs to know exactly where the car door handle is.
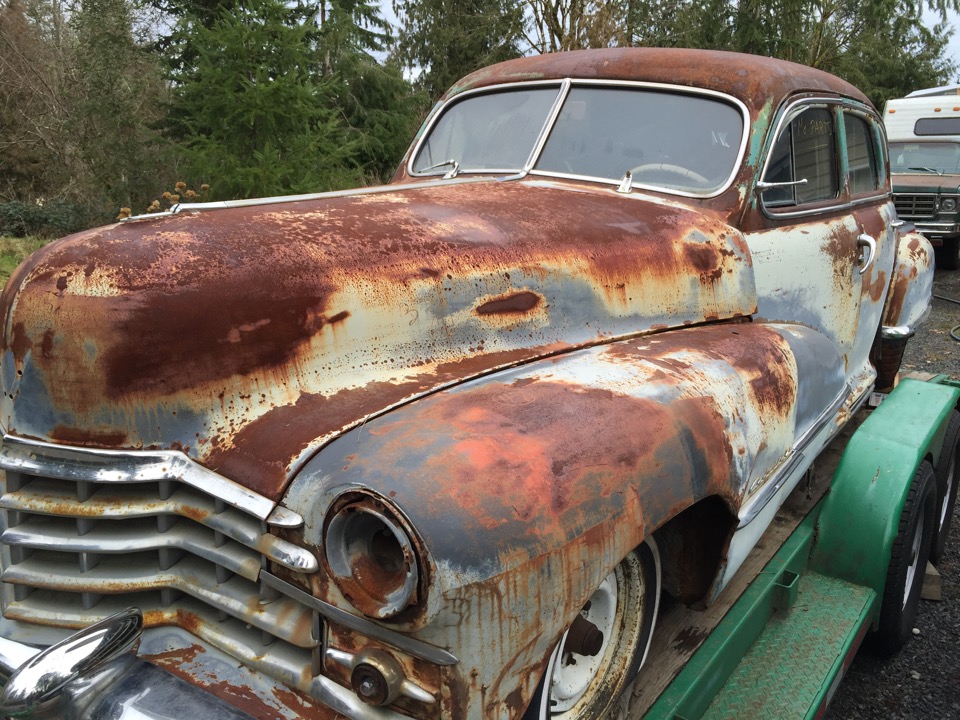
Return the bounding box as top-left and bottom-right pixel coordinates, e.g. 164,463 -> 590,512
857,234 -> 876,274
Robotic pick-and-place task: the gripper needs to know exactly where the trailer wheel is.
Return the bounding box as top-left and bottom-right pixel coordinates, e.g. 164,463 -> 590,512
932,410 -> 960,563
872,460 -> 936,654
935,237 -> 960,271
524,539 -> 660,719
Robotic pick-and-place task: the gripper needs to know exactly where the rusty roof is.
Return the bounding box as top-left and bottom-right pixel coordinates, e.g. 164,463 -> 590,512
448,48 -> 872,111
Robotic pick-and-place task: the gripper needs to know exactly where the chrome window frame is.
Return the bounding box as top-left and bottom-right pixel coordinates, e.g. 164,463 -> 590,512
406,79 -> 751,200
758,97 -> 891,220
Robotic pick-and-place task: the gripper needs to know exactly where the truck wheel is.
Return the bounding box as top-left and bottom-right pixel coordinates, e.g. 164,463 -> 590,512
524,539 -> 660,719
936,237 -> 960,270
872,460 -> 936,654
932,410 -> 960,563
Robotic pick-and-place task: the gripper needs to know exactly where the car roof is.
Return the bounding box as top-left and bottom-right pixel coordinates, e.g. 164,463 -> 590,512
448,48 -> 872,112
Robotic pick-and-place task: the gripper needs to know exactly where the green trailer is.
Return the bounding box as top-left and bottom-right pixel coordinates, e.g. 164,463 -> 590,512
628,376 -> 960,719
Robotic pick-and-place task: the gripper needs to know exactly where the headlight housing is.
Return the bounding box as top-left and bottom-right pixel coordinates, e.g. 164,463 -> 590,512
941,196 -> 958,212
324,493 -> 422,619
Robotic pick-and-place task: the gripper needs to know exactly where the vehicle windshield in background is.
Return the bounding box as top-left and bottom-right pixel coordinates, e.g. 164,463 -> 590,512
889,141 -> 960,174
413,85 -> 744,195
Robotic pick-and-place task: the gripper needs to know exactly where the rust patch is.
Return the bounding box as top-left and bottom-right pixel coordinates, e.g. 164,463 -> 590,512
50,425 -> 129,446
683,242 -> 723,281
145,643 -> 204,668
476,291 -> 541,316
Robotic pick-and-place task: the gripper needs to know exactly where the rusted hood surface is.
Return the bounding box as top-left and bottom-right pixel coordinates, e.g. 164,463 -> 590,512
0,178 -> 756,499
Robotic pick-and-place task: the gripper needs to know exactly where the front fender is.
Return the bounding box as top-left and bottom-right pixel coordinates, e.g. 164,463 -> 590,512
283,322 -> 844,718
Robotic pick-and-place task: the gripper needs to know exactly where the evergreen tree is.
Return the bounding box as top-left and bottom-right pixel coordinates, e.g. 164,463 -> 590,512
68,0 -> 171,209
316,0 -> 421,180
168,0 -> 366,199
393,0 -> 525,100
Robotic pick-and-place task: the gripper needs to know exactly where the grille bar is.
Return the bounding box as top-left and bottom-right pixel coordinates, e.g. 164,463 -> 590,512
0,436 -> 325,686
0,434 -> 279,522
893,193 -> 937,217
2,516 -> 263,581
0,479 -> 316,572
2,554 -> 317,648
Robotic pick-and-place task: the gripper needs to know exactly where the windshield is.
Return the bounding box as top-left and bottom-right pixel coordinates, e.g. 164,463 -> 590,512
411,84 -> 745,195
411,88 -> 561,174
889,141 -> 960,174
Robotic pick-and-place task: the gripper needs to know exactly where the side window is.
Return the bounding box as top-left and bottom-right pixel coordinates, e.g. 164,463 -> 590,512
844,113 -> 880,195
761,107 -> 839,209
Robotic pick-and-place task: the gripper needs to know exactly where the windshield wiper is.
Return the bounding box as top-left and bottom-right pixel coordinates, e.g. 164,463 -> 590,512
421,159 -> 460,179
907,166 -> 943,175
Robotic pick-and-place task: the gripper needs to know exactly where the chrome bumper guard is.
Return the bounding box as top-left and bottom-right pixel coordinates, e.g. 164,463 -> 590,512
0,609 -> 255,720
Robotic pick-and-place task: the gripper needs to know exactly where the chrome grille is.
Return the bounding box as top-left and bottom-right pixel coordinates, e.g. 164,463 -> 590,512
893,193 -> 937,218
0,436 -> 323,677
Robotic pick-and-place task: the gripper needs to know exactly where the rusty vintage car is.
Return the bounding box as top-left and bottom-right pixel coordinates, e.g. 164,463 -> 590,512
0,48 -> 936,719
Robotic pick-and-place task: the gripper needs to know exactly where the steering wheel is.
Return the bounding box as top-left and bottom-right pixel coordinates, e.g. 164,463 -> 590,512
630,163 -> 709,187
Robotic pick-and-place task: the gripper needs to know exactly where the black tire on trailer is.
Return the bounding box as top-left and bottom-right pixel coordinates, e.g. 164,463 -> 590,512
871,460 -> 937,655
932,410 -> 960,563
523,538 -> 660,720
935,237 -> 960,270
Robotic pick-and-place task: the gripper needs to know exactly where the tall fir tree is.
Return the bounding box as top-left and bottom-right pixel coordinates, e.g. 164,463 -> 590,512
69,0 -> 170,209
392,0 -> 525,100
167,0 -> 366,199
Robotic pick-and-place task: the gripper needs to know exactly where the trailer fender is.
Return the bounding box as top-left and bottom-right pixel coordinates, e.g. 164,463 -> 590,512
810,378 -> 960,599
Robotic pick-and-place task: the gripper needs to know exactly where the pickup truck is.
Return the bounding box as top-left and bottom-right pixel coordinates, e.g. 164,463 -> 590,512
0,48 -> 938,720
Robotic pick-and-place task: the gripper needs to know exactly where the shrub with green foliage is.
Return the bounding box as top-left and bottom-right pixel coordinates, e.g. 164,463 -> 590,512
0,201 -> 108,239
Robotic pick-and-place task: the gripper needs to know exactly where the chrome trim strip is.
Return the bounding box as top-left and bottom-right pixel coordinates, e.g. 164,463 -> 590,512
261,572 -> 458,667
523,78 -> 572,175
0,434 -> 285,525
120,177 -> 492,222
737,383 -> 852,528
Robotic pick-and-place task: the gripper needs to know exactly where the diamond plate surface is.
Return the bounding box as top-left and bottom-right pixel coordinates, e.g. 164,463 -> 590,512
701,572 -> 874,720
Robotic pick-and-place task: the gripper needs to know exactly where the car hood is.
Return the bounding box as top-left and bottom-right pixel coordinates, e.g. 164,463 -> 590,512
0,178 -> 756,499
891,172 -> 960,192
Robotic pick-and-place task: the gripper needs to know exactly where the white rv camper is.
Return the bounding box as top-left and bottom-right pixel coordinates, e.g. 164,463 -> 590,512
884,91 -> 960,268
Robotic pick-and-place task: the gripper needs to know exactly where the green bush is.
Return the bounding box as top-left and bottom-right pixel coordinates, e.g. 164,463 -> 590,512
0,201 -> 108,239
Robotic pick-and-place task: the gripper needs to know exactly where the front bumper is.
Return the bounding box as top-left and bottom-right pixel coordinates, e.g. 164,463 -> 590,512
0,612 -> 422,720
0,611 -> 257,720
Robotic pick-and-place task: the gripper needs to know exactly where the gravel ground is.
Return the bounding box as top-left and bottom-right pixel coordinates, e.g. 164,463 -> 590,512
826,266 -> 960,719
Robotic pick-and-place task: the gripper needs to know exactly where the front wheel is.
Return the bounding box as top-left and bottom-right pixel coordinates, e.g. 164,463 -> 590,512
871,460 -> 937,654
524,539 -> 660,719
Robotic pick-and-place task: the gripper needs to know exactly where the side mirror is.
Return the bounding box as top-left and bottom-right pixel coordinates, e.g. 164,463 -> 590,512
0,608 -> 143,717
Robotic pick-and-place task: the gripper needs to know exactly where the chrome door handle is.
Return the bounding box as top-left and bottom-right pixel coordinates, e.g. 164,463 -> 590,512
857,234 -> 876,274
